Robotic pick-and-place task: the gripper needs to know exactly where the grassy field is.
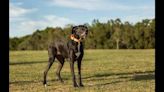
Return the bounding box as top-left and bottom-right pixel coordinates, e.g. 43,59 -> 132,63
9,49 -> 155,92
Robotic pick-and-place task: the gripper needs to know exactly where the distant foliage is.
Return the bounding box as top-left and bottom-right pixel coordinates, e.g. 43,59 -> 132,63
10,18 -> 155,50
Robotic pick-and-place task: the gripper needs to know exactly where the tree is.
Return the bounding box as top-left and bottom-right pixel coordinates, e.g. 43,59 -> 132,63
10,18 -> 155,50
112,18 -> 122,49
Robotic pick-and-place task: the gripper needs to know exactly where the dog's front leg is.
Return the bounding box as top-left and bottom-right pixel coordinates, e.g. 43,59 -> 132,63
70,50 -> 78,87
77,57 -> 84,87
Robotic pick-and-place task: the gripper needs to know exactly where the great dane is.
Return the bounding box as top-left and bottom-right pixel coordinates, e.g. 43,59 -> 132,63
43,25 -> 88,87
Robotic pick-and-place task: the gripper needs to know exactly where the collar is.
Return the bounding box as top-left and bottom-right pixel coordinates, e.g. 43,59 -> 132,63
70,34 -> 81,43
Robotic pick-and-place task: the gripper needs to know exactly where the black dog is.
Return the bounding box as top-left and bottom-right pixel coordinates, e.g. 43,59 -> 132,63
43,25 -> 88,87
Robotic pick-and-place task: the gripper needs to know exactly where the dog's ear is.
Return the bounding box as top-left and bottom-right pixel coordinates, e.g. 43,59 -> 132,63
84,26 -> 88,34
72,26 -> 78,34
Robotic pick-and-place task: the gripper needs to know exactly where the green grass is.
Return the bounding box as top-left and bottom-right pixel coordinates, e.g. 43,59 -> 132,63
9,49 -> 155,92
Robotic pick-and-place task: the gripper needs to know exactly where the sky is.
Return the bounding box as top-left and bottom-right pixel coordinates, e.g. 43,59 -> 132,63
10,0 -> 155,37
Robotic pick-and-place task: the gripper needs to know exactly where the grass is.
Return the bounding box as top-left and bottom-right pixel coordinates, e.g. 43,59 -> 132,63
9,49 -> 155,92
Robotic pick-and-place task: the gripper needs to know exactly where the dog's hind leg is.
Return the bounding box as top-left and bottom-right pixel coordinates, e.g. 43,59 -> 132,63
43,47 -> 56,86
43,57 -> 55,86
56,55 -> 65,83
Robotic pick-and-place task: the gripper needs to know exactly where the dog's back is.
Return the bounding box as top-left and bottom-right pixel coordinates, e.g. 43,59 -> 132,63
48,39 -> 69,58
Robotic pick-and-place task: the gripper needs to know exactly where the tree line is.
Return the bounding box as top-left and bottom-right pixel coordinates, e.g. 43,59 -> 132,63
10,18 -> 155,50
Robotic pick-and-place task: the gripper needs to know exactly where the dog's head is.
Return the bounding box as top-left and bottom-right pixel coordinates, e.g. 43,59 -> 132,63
72,25 -> 88,40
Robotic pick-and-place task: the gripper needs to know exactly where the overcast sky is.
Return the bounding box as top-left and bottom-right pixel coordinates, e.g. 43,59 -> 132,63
10,0 -> 155,37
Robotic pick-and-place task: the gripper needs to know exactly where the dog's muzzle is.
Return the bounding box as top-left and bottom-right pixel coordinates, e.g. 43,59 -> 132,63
80,32 -> 87,39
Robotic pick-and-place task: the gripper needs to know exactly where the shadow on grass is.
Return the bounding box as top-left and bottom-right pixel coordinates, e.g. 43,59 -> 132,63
83,58 -> 96,61
10,77 -> 71,85
87,80 -> 125,87
10,57 -> 94,65
49,77 -> 70,82
131,73 -> 155,81
84,70 -> 154,87
83,70 -> 154,79
10,72 -> 154,87
9,58 -> 94,66
10,61 -> 46,65
10,80 -> 39,84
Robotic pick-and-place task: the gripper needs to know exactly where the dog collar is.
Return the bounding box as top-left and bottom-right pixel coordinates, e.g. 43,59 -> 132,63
70,34 -> 81,43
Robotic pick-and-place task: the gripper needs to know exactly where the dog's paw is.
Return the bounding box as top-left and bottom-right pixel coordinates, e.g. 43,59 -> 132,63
79,83 -> 84,87
44,84 -> 47,87
73,83 -> 79,87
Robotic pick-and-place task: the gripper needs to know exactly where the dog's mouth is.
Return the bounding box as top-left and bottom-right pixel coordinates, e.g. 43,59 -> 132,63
80,32 -> 87,40
80,35 -> 86,41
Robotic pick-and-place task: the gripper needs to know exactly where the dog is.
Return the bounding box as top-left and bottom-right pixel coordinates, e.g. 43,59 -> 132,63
43,25 -> 88,87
